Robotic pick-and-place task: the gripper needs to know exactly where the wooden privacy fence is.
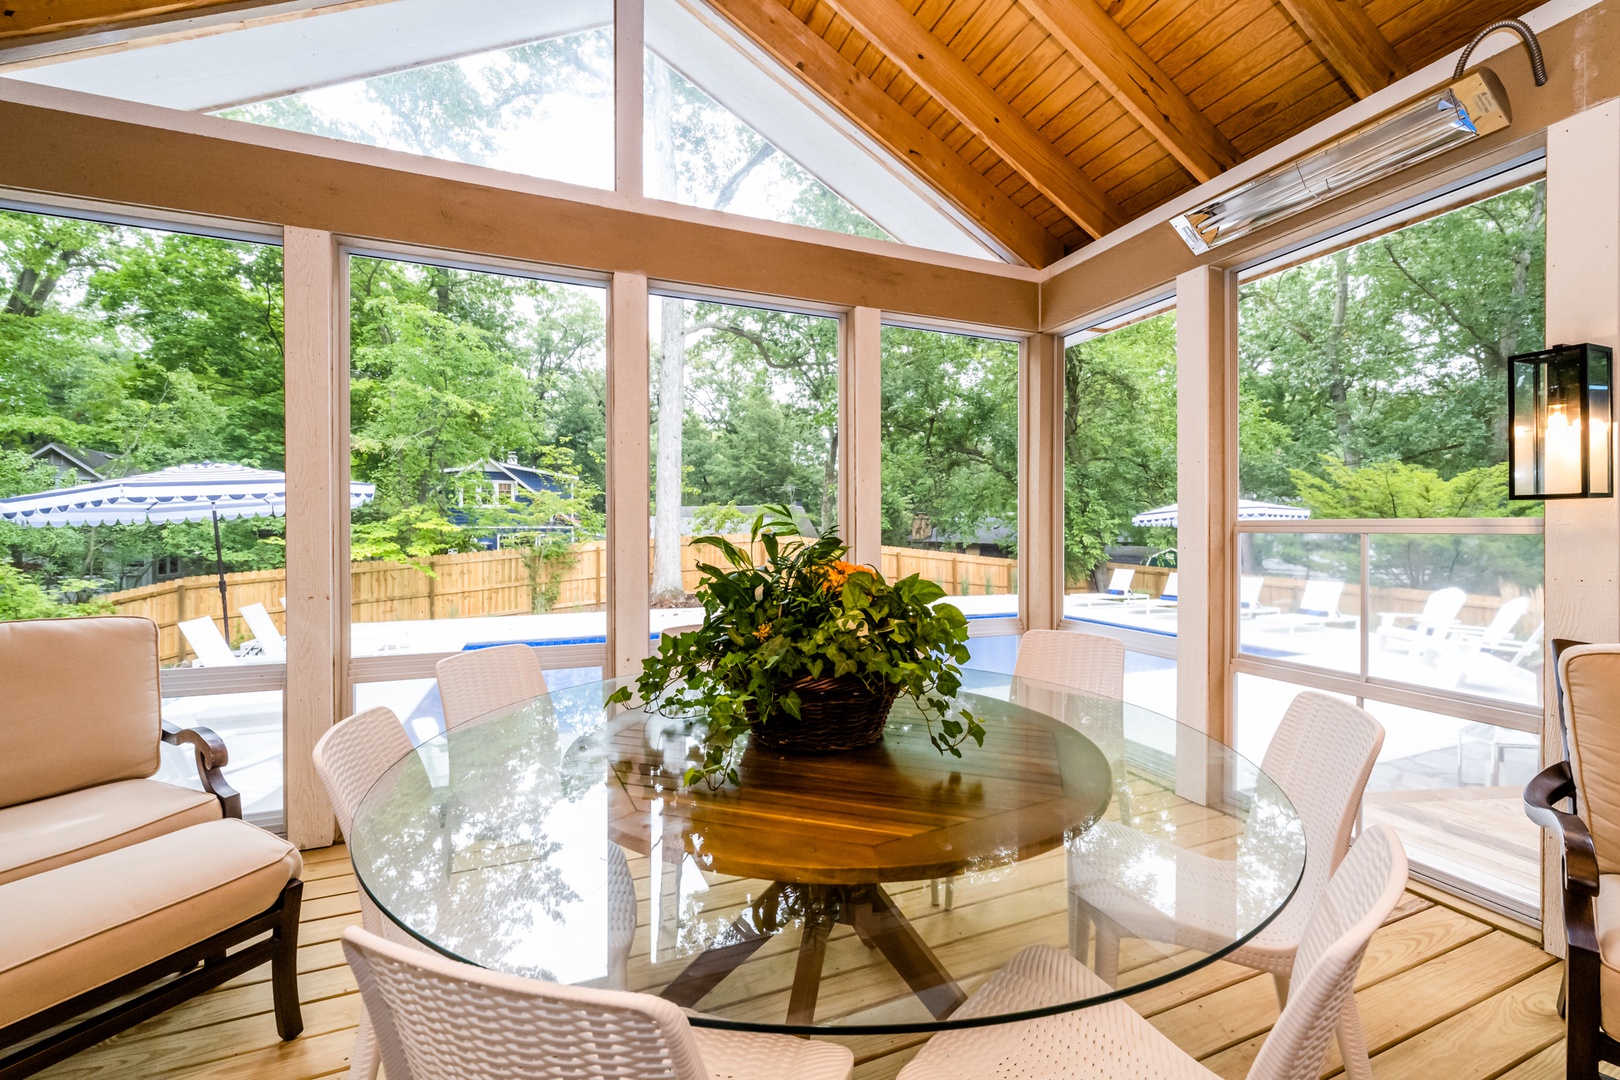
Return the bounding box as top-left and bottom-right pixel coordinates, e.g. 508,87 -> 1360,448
105,536 -> 1019,665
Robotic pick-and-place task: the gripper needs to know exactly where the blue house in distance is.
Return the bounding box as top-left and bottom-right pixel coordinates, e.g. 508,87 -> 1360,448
444,455 -> 581,549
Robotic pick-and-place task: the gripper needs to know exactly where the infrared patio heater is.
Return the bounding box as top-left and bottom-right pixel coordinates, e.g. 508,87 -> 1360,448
1170,19 -> 1548,255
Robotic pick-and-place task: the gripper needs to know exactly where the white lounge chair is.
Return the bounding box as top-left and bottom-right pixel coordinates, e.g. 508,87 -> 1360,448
1098,568 -> 1145,602
1146,571 -> 1178,612
238,602 -> 286,661
1239,574 -> 1278,618
1275,577 -> 1347,634
1376,586 -> 1466,655
177,616 -> 239,667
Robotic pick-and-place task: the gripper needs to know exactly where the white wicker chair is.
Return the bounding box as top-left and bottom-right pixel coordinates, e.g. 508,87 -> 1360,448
342,925 -> 855,1080
312,706 -> 422,1080
1071,690 -> 1385,1080
436,643 -> 550,730
1013,630 -> 1125,700
898,825 -> 1408,1080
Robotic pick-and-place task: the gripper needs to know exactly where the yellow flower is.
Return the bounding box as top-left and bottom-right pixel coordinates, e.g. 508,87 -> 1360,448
820,559 -> 865,592
754,622 -> 772,639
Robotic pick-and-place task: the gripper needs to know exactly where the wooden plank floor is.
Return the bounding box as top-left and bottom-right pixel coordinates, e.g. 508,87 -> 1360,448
31,842 -> 1593,1080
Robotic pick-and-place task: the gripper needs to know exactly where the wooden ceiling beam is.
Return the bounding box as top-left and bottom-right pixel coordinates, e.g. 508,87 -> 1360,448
1020,0 -> 1237,184
708,0 -> 1063,267
0,1 -> 241,40
1277,0 -> 1409,99
818,0 -> 1128,239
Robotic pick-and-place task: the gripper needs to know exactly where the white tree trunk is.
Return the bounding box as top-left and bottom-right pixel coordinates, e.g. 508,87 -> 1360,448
653,297 -> 687,600
650,58 -> 687,602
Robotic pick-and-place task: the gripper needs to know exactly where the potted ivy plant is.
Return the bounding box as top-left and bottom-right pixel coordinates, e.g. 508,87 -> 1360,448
609,506 -> 985,788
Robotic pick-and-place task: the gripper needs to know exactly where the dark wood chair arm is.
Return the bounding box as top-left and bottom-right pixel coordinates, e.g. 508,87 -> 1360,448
162,721 -> 242,820
1526,760 -> 1600,897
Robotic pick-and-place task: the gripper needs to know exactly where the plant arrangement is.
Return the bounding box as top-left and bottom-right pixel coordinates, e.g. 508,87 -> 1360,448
608,507 -> 984,788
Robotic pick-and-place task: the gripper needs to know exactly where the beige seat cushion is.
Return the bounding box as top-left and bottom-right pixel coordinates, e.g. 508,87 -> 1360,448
0,818 -> 302,1028
1597,875 -> 1620,1035
0,778 -> 222,887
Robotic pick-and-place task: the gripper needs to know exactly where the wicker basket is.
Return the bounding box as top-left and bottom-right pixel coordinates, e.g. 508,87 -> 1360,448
749,674 -> 901,753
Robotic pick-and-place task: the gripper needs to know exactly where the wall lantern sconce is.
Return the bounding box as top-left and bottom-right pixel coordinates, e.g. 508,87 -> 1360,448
1171,19 -> 1546,255
1509,343 -> 1614,499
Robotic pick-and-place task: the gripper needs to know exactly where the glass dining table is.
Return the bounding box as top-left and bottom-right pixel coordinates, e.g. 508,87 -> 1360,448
348,672 -> 1306,1035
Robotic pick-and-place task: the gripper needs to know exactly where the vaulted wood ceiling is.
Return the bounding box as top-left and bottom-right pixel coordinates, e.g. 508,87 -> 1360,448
4,0 -> 1544,266
716,0 -> 1544,265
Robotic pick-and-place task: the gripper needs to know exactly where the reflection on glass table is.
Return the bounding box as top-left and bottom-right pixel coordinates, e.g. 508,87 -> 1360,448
350,676 -> 1304,1034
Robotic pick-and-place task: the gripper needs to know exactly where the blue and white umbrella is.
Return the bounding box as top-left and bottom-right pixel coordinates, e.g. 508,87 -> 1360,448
0,463 -> 375,639
1131,499 -> 1310,528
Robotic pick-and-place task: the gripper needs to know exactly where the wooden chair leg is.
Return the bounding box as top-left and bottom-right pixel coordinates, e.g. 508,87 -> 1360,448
271,880 -> 304,1041
1566,946 -> 1603,1080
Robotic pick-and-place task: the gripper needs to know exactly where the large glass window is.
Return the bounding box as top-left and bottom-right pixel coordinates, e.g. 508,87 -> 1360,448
348,255 -> 608,736
0,209 -> 287,822
1234,179 -> 1547,915
881,326 -> 1018,660
644,52 -> 885,240
1061,309 -> 1178,643
4,4 -> 616,190
647,295 -> 837,621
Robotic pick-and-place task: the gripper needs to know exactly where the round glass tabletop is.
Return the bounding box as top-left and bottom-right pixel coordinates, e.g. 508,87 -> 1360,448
349,673 -> 1305,1035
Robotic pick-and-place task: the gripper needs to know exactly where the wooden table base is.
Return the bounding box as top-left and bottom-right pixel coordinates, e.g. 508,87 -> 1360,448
660,882 -> 968,1026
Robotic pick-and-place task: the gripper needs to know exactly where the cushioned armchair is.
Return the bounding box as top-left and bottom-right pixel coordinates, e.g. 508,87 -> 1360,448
1525,639 -> 1620,1080
0,615 -> 304,1079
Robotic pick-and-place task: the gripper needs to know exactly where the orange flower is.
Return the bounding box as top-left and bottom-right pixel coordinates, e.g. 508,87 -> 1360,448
753,622 -> 773,639
820,559 -> 865,592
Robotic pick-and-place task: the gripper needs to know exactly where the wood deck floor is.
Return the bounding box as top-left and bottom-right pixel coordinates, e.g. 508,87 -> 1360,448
30,842 -> 1596,1080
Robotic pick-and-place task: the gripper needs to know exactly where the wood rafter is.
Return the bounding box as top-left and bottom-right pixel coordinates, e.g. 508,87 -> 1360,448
818,0 -> 1128,240
708,0 -> 1063,267
1020,0 -> 1238,184
0,1 -> 241,40
1278,0 -> 1410,99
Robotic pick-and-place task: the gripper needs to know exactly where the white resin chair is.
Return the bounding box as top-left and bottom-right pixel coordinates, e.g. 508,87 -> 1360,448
899,825 -> 1408,1080
436,643 -> 549,729
1070,691 -> 1385,1079
1375,586 -> 1466,656
342,925 -> 855,1080
1013,630 -> 1125,700
312,706 -> 422,1080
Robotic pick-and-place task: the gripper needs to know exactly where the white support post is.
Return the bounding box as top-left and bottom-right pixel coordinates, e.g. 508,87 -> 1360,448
283,227 -> 348,850
615,0 -> 644,197
1020,332 -> 1065,631
1541,102 -> 1620,953
606,271 -> 651,677
841,307 -> 883,568
1175,265 -> 1239,748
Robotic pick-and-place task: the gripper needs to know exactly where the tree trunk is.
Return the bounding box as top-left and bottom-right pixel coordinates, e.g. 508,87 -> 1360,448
821,427 -> 837,535
652,299 -> 687,600
649,59 -> 688,603
1326,249 -> 1355,465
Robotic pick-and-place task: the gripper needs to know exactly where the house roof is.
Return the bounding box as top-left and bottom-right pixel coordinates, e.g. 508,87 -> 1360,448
0,0 -> 1544,267
443,459 -> 579,492
30,442 -> 115,479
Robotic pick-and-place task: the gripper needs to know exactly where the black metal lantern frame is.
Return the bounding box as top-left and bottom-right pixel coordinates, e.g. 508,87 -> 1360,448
1508,342 -> 1614,500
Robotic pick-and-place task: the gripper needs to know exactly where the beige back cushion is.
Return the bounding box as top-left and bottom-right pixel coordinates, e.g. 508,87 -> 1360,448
1560,644 -> 1620,874
0,616 -> 162,808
